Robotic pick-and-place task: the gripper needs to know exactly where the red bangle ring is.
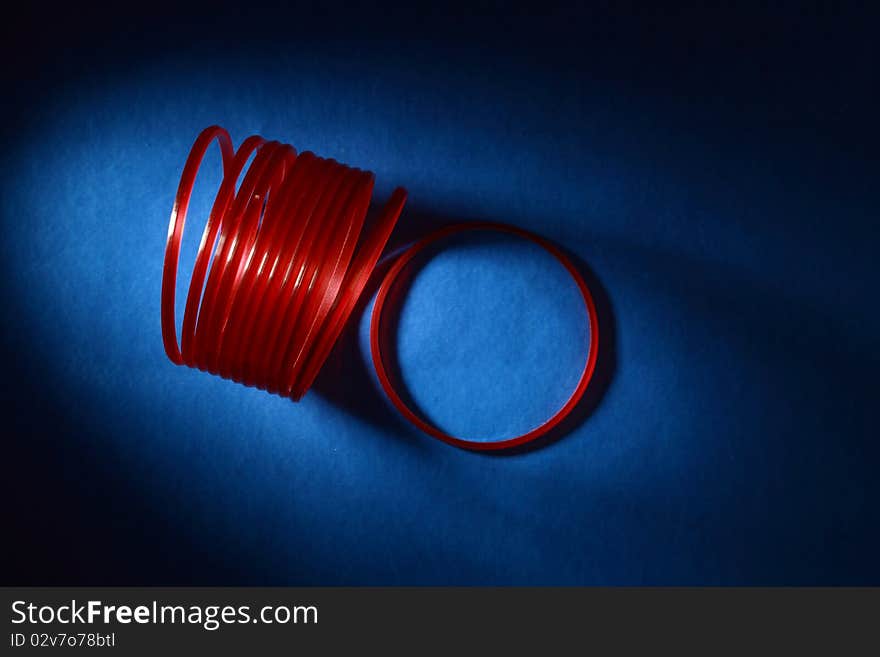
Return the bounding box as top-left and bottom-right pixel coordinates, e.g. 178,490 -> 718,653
369,221 -> 600,451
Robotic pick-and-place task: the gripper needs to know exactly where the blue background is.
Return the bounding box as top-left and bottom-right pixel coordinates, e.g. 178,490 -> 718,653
2,3 -> 878,584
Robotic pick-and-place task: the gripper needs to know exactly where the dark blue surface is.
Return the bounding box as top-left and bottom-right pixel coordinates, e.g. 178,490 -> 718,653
2,3 -> 878,584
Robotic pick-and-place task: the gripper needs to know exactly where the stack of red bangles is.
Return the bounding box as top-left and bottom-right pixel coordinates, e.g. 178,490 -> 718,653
162,126 -> 598,451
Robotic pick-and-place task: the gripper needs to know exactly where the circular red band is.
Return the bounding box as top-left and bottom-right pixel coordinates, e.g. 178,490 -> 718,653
369,222 -> 600,451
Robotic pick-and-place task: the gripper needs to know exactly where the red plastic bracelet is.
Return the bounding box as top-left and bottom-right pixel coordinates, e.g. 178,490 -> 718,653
369,222 -> 599,451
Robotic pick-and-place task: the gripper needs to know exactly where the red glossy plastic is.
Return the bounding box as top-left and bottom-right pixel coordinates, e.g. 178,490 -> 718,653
161,126 -> 407,400
163,127 -> 598,451
369,222 -> 599,451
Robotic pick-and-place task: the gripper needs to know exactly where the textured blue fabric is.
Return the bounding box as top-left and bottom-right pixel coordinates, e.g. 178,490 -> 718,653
2,4 -> 878,584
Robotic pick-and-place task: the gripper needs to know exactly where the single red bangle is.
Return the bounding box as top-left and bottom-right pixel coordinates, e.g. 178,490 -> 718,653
369,222 -> 600,451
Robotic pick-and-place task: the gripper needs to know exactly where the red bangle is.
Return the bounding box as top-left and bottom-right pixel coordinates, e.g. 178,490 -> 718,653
369,222 -> 600,451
